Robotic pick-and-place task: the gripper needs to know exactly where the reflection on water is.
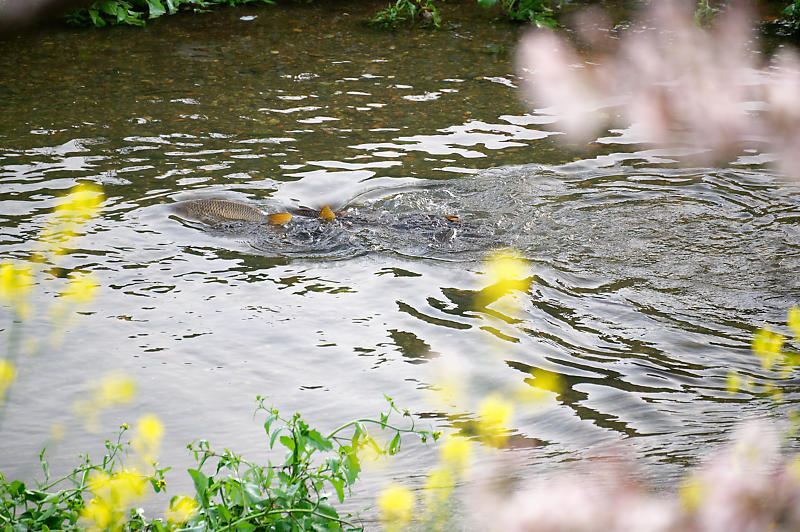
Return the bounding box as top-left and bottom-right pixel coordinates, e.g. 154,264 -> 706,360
1,0 -> 799,519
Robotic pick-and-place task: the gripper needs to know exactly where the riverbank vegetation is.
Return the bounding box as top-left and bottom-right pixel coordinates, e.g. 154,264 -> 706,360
0,395 -> 436,531
58,0 -> 800,31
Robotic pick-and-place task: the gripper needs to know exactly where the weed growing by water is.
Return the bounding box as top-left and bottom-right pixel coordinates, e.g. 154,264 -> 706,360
63,0 -> 275,27
783,0 -> 800,30
478,0 -> 556,27
369,0 -> 442,28
0,396 -> 438,530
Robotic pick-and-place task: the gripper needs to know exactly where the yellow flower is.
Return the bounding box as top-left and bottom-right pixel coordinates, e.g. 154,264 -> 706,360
165,495 -> 199,524
726,371 -> 741,394
485,248 -> 529,285
789,306 -> 800,342
80,498 -> 112,531
433,376 -> 463,408
423,466 -> 454,511
98,374 -> 137,406
138,414 -> 163,442
49,422 -> 66,442
679,476 -> 704,512
82,469 -> 148,531
476,248 -> 530,313
0,359 -> 16,403
54,183 -> 104,218
788,455 -> 800,483
516,369 -> 563,404
354,433 -> 386,470
439,434 -> 471,474
87,471 -> 111,494
110,470 -> 147,505
752,328 -> 784,370
39,183 -> 104,254
378,483 -> 415,529
476,393 -> 514,448
60,271 -> 98,304
0,262 -> 33,318
74,373 -> 137,432
132,414 -> 163,463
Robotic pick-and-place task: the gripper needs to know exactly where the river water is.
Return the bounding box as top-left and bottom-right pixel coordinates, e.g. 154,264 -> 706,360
1,0 -> 799,525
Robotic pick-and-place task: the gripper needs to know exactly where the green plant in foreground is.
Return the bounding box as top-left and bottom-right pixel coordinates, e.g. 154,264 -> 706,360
478,0 -> 556,27
370,0 -> 442,28
0,422 -> 168,531
0,396 -> 438,531
63,0 -> 275,28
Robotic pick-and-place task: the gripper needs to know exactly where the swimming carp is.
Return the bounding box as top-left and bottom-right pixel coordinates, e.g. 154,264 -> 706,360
172,198 -> 292,225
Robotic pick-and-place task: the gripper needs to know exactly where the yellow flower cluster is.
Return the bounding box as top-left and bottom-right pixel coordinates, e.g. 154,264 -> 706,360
80,470 -> 148,531
132,414 -> 164,465
165,495 -> 199,525
753,328 -> 785,370
0,359 -> 16,405
477,393 -> 514,448
1,184 -> 105,407
74,373 -> 137,432
727,307 -> 800,397
475,248 -> 531,315
0,262 -> 33,319
39,183 -> 104,255
378,483 -> 415,530
377,248 -> 564,530
423,434 -> 473,519
78,415 -> 165,530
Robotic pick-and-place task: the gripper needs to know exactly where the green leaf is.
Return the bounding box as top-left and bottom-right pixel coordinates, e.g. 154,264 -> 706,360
145,0 -> 166,18
88,8 -> 106,27
342,450 -> 361,484
188,469 -> 209,501
269,427 -> 283,449
389,433 -> 402,455
217,504 -> 232,522
330,477 -> 345,503
478,0 -> 498,6
279,435 -> 295,452
9,480 -> 24,497
305,429 -> 333,452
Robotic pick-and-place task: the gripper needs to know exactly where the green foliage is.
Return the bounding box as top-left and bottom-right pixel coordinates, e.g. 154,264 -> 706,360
694,0 -> 719,27
782,0 -> 800,30
370,0 -> 442,28
0,396 -> 437,531
63,0 -> 275,27
477,0 -> 556,27
0,425 -> 168,530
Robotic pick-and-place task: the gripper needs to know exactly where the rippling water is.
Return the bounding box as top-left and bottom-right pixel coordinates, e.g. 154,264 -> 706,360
1,0 -> 799,522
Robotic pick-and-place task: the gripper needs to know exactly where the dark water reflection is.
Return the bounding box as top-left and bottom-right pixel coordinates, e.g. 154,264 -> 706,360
1,0 -> 799,522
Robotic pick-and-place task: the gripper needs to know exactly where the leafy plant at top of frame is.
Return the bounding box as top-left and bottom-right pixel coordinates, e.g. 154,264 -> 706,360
63,0 -> 275,27
477,0 -> 557,27
370,0 -> 442,28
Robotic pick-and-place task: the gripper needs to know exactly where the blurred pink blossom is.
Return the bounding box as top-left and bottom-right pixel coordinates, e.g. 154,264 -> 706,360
470,422 -> 800,531
516,0 -> 800,176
